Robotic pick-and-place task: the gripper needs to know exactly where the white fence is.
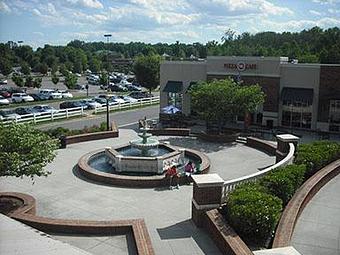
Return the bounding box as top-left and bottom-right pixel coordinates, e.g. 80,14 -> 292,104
94,96 -> 160,114
221,142 -> 295,203
1,107 -> 85,125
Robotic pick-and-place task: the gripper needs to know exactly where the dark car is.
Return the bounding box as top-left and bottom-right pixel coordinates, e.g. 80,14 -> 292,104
15,107 -> 36,116
0,109 -> 21,121
109,84 -> 127,92
60,101 -> 88,110
29,93 -> 45,101
129,91 -> 153,99
32,105 -> 58,114
126,84 -> 142,91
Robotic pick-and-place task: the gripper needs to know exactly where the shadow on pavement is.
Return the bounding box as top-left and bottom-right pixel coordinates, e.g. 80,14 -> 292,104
157,219 -> 221,254
158,136 -> 236,153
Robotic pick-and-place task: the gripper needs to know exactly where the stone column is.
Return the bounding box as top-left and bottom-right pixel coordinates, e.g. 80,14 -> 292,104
191,174 -> 224,227
276,134 -> 300,162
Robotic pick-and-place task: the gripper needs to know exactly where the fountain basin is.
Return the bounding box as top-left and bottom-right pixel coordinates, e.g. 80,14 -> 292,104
105,143 -> 185,174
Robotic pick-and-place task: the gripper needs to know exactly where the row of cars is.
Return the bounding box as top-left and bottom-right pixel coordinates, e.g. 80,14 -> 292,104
0,105 -> 58,121
59,91 -> 153,110
0,88 -> 73,105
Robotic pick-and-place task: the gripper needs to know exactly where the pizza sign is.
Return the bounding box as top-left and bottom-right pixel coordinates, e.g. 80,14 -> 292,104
224,62 -> 257,71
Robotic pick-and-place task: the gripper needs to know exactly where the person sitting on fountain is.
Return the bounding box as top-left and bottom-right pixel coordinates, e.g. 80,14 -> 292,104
184,161 -> 195,184
166,164 -> 180,190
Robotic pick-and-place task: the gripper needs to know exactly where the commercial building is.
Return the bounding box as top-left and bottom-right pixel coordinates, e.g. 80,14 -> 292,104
160,56 -> 340,132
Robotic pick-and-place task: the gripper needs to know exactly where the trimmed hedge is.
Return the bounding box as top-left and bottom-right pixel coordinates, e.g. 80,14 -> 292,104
295,140 -> 340,178
45,122 -> 107,139
226,183 -> 282,244
260,164 -> 306,205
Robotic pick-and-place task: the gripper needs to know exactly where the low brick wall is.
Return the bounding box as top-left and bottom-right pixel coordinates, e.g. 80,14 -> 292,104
204,209 -> 253,255
1,192 -> 154,255
273,159 -> 340,248
78,148 -> 210,188
61,121 -> 119,147
148,128 -> 190,136
246,137 -> 276,155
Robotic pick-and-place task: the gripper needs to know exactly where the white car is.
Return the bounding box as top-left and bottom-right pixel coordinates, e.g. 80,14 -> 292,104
118,80 -> 132,86
0,95 -> 10,105
75,73 -> 82,77
58,90 -> 73,98
81,99 -> 102,109
39,89 -> 62,100
11,93 -> 34,103
118,95 -> 138,103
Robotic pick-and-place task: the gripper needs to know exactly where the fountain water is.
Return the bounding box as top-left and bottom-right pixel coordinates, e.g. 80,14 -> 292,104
129,126 -> 160,156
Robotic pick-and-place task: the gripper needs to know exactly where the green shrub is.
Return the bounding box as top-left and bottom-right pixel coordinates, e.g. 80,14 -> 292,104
260,164 -> 306,205
295,141 -> 340,178
226,183 -> 282,244
45,127 -> 70,139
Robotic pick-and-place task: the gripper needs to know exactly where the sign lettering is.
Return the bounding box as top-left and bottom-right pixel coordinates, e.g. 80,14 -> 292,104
224,62 -> 257,71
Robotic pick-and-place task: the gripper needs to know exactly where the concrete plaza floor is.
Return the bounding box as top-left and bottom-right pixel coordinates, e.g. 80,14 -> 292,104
0,129 -> 275,255
291,174 -> 340,255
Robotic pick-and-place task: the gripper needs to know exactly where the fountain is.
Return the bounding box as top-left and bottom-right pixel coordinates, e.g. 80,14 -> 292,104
100,118 -> 187,174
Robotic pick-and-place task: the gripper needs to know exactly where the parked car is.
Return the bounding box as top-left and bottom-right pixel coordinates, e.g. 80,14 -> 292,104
59,101 -> 88,110
118,95 -> 138,103
100,84 -> 108,90
126,84 -> 142,91
0,79 -> 8,85
75,73 -> 82,77
11,93 -> 34,103
0,95 -> 10,105
95,96 -> 117,106
129,91 -> 153,99
28,93 -> 45,101
0,90 -> 11,98
15,107 -> 39,117
58,90 -> 73,98
80,99 -> 102,109
109,84 -> 128,92
32,105 -> 58,114
39,89 -> 62,100
75,84 -> 86,90
0,109 -> 21,121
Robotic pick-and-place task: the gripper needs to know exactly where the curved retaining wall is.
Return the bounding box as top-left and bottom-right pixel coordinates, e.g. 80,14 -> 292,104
78,148 -> 210,188
246,137 -> 276,155
0,192 -> 154,255
273,159 -> 340,248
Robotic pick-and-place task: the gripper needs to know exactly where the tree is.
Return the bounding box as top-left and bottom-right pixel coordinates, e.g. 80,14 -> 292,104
89,56 -> 101,73
99,72 -> 108,86
59,64 -> 68,77
190,78 -> 265,133
0,123 -> 58,179
0,58 -> 12,76
33,77 -> 42,88
34,63 -> 48,75
64,73 -> 77,89
25,75 -> 34,87
21,61 -> 30,75
133,54 -> 161,93
51,74 -> 59,85
12,75 -> 24,87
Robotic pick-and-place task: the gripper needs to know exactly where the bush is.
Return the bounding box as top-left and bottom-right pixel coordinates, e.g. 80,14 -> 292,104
226,183 -> 282,244
260,164 -> 306,205
295,141 -> 340,178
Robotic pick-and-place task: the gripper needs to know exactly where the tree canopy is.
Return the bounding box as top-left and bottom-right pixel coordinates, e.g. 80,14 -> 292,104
0,26 -> 339,77
190,78 -> 265,132
133,54 -> 161,92
0,123 -> 58,179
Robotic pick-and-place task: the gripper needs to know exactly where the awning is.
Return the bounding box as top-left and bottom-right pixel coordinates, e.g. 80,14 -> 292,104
163,81 -> 183,93
281,88 -> 314,103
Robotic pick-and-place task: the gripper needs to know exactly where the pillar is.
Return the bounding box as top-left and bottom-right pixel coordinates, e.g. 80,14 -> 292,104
276,134 -> 300,162
191,174 -> 224,227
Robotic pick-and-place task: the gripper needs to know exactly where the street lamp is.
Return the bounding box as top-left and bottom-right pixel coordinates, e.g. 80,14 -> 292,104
104,34 -> 112,131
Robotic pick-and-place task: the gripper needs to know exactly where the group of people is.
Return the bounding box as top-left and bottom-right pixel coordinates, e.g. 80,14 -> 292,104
166,161 -> 197,190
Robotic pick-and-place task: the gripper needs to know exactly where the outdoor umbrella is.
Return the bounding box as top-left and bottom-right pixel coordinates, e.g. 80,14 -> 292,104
161,105 -> 181,114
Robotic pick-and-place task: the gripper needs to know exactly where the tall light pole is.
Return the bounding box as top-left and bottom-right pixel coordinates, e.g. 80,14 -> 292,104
104,34 -> 112,131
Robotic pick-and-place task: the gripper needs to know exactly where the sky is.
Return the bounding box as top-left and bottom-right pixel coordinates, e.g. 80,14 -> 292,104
0,0 -> 339,48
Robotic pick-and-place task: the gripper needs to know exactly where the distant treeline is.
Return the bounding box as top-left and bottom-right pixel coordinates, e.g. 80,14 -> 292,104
0,26 -> 339,76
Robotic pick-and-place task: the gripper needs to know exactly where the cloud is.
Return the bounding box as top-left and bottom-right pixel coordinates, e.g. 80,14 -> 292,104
309,10 -> 322,15
0,1 -> 11,13
328,8 -> 340,14
312,0 -> 340,4
65,0 -> 103,9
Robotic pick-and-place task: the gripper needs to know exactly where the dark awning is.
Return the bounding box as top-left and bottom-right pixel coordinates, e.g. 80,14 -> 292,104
163,81 -> 183,93
281,88 -> 314,103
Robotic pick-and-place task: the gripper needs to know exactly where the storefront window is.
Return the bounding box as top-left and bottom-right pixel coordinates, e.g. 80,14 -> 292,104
168,92 -> 183,110
282,110 -> 312,129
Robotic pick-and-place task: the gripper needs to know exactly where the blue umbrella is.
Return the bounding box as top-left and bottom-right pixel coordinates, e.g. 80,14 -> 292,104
162,105 -> 181,114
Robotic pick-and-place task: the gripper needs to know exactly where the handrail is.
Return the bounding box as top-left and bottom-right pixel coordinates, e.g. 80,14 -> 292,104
221,142 -> 295,202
